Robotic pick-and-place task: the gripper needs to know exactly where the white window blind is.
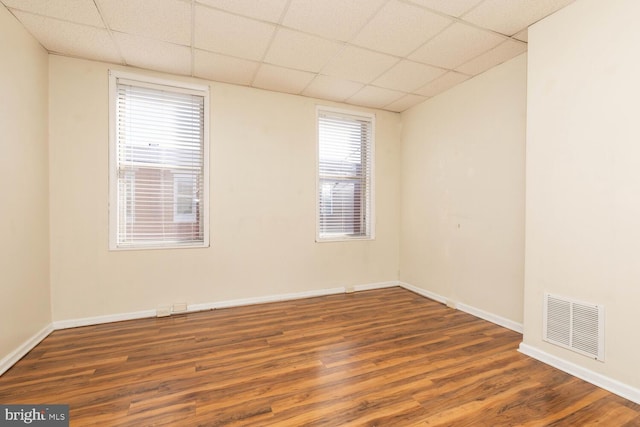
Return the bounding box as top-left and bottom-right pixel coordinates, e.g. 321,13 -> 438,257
109,71 -> 209,249
317,108 -> 374,241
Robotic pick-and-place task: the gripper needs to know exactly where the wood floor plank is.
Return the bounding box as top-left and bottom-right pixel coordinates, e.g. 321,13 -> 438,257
0,287 -> 638,426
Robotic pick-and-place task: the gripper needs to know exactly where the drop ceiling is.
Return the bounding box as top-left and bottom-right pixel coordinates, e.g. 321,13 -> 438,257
1,0 -> 575,112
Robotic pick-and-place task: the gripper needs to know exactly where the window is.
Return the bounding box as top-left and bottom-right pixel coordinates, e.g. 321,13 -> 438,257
317,107 -> 374,241
123,171 -> 135,224
109,71 -> 209,250
320,182 -> 334,215
173,173 -> 197,223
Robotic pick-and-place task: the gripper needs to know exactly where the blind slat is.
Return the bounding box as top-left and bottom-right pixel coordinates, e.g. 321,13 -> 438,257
317,109 -> 373,240
114,79 -> 206,247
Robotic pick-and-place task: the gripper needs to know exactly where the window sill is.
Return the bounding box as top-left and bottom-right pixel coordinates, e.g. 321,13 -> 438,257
316,235 -> 374,243
109,242 -> 209,251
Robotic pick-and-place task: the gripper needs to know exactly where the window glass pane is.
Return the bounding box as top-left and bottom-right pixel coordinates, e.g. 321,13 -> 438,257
317,109 -> 373,241
174,173 -> 197,222
110,72 -> 208,249
320,182 -> 333,215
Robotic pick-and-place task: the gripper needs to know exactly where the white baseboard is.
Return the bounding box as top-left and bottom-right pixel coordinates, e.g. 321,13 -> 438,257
3,284 -> 638,406
398,282 -> 523,333
55,292 -> 348,330
353,281 -> 398,292
519,343 -> 640,405
2,282 -> 397,377
456,302 -> 523,333
189,281 -> 398,312
0,324 -> 53,376
398,281 -> 447,304
400,281 -> 638,404
53,282 -> 400,328
188,286 -> 345,312
53,309 -> 156,330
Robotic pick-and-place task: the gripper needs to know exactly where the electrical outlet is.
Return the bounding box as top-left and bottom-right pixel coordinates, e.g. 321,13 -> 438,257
156,305 -> 171,317
172,302 -> 188,313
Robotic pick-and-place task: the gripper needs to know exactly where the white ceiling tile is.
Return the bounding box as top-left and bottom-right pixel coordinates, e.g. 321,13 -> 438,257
415,71 -> 470,97
194,5 -> 276,61
351,0 -> 453,57
461,0 -> 576,36
373,60 -> 445,93
97,0 -> 190,45
455,39 -> 527,75
12,11 -> 122,63
253,64 -> 316,94
384,94 -> 428,112
321,45 -> 398,84
112,32 -> 191,76
3,0 -> 103,27
193,50 -> 259,86
410,23 -> 505,69
282,0 -> 386,41
347,85 -> 405,109
195,0 -> 288,23
406,0 -> 483,17
513,29 -> 528,42
264,28 -> 343,73
4,0 -> 554,110
302,75 -> 364,102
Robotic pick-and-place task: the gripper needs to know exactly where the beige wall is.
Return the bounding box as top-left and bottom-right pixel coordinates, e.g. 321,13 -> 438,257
525,0 -> 640,389
400,54 -> 527,325
0,7 -> 51,363
48,56 -> 401,321
6,0 -> 637,398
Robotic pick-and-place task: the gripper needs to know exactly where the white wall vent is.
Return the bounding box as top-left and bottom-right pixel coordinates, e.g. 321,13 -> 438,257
543,293 -> 604,361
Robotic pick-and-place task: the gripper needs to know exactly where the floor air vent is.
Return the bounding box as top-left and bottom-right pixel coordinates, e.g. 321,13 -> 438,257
543,293 -> 604,361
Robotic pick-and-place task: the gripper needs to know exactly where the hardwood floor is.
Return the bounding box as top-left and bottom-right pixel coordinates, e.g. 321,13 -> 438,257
1,287 -> 638,426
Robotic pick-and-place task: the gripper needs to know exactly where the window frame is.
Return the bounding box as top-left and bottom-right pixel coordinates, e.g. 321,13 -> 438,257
316,106 -> 375,242
108,70 -> 210,251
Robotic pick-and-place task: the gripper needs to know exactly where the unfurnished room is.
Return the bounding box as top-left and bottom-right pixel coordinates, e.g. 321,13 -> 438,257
1,0 -> 639,425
